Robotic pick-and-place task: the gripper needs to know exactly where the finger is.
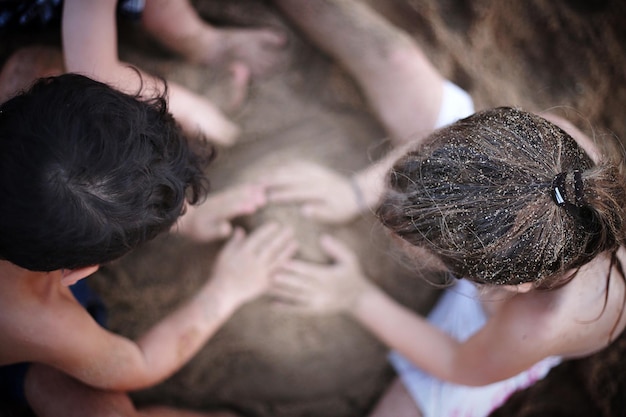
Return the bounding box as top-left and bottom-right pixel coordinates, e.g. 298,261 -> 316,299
244,222 -> 281,253
301,203 -> 333,222
200,221 -> 232,241
281,259 -> 327,278
226,61 -> 250,113
221,227 -> 246,252
269,298 -> 315,314
229,184 -> 268,216
268,241 -> 299,270
257,227 -> 295,262
320,234 -> 357,264
268,284 -> 313,305
272,272 -> 314,291
207,184 -> 267,220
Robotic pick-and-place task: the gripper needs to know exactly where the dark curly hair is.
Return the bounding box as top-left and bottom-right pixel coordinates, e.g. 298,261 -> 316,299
378,107 -> 626,289
0,74 -> 212,271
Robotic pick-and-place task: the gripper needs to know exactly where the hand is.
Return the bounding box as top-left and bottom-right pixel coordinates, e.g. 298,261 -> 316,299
208,223 -> 299,308
174,183 -> 267,242
271,235 -> 371,314
262,161 -> 363,224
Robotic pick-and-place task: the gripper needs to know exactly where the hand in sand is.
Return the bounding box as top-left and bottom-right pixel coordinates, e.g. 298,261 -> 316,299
175,183 -> 267,242
271,235 -> 371,314
263,161 -> 363,224
210,223 -> 299,307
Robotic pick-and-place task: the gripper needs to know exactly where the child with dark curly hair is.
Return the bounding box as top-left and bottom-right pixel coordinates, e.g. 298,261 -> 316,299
0,74 -> 297,417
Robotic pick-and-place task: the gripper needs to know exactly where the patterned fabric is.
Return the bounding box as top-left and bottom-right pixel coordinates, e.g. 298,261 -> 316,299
0,0 -> 145,33
434,80 -> 475,129
0,0 -> 63,32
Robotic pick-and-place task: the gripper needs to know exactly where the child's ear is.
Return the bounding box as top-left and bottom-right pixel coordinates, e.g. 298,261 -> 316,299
60,265 -> 100,287
516,282 -> 534,293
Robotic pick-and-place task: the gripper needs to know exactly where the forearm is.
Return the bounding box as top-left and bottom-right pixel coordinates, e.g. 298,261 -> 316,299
63,0 -> 160,98
65,47 -> 208,138
130,282 -> 242,389
349,283 -> 461,382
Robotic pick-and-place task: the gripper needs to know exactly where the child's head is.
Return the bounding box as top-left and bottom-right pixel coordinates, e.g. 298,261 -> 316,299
0,74 -> 211,272
378,107 -> 626,289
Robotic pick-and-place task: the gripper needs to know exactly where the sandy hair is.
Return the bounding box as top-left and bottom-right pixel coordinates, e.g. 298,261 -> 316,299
378,107 -> 626,288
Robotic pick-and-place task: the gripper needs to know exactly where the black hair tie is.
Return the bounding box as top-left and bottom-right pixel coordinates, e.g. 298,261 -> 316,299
551,172 -> 568,206
573,170 -> 584,206
551,171 -> 585,208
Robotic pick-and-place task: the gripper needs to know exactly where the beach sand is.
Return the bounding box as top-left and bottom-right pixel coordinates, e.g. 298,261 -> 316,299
1,1 -> 625,416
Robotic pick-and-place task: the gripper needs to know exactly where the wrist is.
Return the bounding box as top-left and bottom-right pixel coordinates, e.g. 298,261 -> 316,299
349,175 -> 368,214
196,281 -> 242,322
346,278 -> 377,315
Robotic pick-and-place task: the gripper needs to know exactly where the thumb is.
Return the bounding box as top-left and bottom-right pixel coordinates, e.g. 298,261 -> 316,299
222,227 -> 245,251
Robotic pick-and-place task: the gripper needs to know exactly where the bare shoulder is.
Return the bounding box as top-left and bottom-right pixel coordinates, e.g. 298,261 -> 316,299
0,266 -> 102,366
514,249 -> 626,358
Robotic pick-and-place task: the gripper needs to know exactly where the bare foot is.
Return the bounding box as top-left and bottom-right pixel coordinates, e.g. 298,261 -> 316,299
0,45 -> 64,103
226,62 -> 251,113
174,183 -> 267,242
195,26 -> 287,78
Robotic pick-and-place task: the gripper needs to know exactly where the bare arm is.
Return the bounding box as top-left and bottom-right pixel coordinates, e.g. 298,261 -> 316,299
349,281 -> 556,385
62,0 -> 239,145
35,224 -> 296,391
272,235 -> 556,386
62,0 -> 146,94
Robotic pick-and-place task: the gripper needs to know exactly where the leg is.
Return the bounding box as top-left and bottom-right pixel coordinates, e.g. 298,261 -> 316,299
141,406 -> 239,417
142,0 -> 286,77
369,378 -> 422,417
273,0 -> 444,143
24,364 -> 237,417
25,364 -> 140,417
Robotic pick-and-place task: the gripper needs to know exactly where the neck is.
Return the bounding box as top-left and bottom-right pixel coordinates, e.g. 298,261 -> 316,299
0,260 -> 57,288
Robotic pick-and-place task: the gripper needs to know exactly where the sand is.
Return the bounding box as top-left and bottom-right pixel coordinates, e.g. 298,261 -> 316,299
1,1 -> 625,416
